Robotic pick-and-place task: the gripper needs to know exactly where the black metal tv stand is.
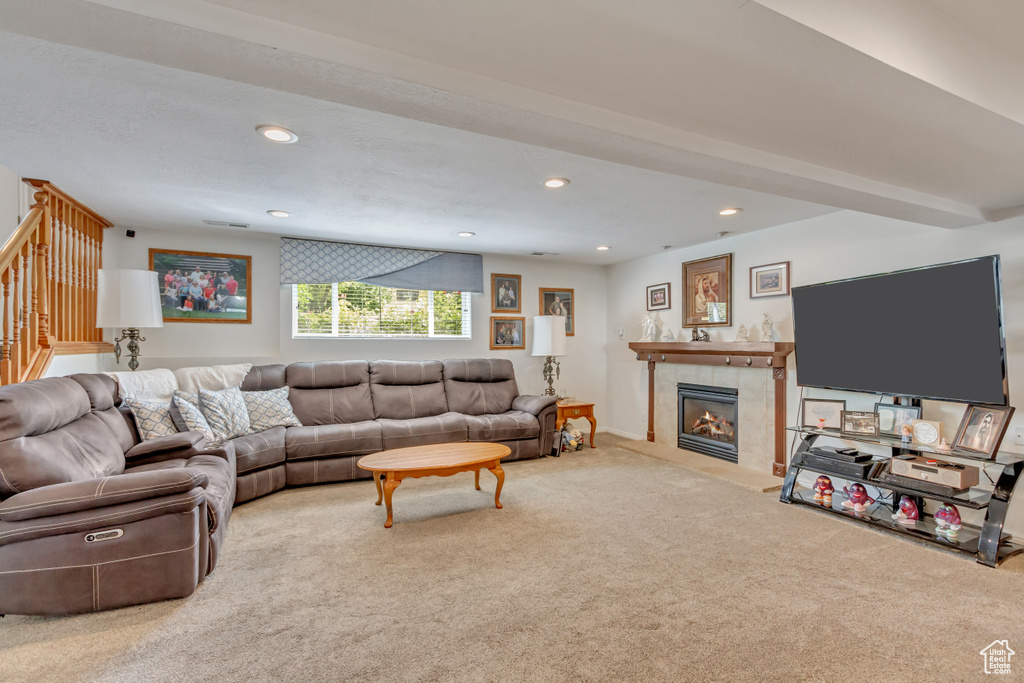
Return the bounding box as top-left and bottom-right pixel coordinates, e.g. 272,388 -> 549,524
780,427 -> 1024,567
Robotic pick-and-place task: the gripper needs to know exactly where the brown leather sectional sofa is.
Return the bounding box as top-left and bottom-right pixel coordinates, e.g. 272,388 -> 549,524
0,358 -> 557,616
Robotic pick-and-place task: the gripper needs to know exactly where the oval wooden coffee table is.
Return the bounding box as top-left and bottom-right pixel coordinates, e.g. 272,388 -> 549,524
357,442 -> 511,528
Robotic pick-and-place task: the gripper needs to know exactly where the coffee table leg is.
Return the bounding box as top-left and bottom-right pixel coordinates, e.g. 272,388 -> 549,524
374,473 -> 383,505
475,469 -> 481,490
489,461 -> 504,509
383,473 -> 401,528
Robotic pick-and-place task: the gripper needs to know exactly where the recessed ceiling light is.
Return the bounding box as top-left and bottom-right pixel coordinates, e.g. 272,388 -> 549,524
596,245 -> 611,251
267,210 -> 291,218
718,208 -> 741,216
716,231 -> 731,237
256,125 -> 298,143
458,231 -> 476,237
543,178 -> 570,189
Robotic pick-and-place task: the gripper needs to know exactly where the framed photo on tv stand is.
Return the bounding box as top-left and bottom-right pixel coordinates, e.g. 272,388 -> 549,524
953,404 -> 1015,459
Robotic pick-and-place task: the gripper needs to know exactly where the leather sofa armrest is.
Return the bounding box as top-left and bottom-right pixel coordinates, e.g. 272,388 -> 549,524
125,431 -> 207,463
0,469 -> 209,522
512,394 -> 558,416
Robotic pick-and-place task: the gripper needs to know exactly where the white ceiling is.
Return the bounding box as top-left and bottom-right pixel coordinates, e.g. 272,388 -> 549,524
1,0 -> 1023,263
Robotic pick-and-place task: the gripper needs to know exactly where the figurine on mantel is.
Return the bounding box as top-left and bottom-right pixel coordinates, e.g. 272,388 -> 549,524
691,328 -> 710,342
935,503 -> 962,539
734,324 -> 749,342
659,326 -> 676,343
761,313 -> 781,342
813,475 -> 834,505
841,483 -> 875,511
639,314 -> 656,342
892,495 -> 919,526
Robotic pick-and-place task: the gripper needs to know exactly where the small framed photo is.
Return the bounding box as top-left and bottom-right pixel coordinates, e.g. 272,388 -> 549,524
489,316 -> 525,350
683,254 -> 731,328
841,410 -> 880,437
646,283 -> 671,311
801,398 -> 846,431
953,404 -> 1015,458
874,402 -> 923,437
539,288 -> 574,336
150,249 -> 251,324
750,261 -> 790,299
910,419 -> 943,448
491,273 -> 521,313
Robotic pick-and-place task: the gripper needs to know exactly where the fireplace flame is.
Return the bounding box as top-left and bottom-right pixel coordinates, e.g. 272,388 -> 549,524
691,410 -> 735,441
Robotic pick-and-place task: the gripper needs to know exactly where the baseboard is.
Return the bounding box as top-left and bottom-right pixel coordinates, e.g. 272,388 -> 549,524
601,427 -> 646,441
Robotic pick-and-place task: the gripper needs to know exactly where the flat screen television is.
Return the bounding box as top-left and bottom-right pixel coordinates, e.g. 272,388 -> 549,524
791,256 -> 1008,406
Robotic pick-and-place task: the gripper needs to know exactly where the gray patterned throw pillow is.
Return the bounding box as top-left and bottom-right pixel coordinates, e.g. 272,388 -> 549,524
171,391 -> 216,444
199,386 -> 251,443
243,386 -> 301,432
123,397 -> 178,441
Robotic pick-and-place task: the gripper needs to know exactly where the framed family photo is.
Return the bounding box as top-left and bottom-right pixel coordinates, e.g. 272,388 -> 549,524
539,288 -> 574,336
683,253 -> 731,328
646,283 -> 671,311
489,316 -> 525,350
150,249 -> 251,324
953,404 -> 1014,458
491,273 -> 521,313
750,261 -> 791,298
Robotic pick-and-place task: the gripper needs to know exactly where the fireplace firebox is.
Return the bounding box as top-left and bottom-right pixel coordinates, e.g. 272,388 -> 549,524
677,383 -> 739,463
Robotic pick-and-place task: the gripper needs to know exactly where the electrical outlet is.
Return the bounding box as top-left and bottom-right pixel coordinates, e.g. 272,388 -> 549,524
618,327 -> 624,339
1016,428 -> 1024,447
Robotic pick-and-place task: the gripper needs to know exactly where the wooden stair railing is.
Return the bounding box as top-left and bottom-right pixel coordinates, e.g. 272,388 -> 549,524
0,180 -> 114,385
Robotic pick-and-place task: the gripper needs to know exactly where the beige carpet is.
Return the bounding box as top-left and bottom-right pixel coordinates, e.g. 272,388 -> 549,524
3,435 -> 1024,682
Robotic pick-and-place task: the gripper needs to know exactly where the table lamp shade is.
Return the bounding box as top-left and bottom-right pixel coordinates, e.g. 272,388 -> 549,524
531,316 -> 567,357
96,269 -> 164,328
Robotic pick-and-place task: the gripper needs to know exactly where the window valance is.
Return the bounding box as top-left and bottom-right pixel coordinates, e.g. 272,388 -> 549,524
280,238 -> 483,293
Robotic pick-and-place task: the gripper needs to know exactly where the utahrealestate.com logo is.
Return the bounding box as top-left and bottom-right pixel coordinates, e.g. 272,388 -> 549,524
980,640 -> 1015,675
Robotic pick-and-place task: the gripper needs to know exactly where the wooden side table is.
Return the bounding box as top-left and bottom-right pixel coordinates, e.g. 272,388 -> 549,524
555,400 -> 596,448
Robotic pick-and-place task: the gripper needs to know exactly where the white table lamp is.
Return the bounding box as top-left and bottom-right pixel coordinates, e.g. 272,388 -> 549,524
531,315 -> 567,396
96,269 -> 164,371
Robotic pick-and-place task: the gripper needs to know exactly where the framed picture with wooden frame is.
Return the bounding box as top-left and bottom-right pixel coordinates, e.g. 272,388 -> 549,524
149,249 -> 252,324
489,316 -> 525,350
646,282 -> 671,311
682,253 -> 732,328
750,261 -> 791,298
490,273 -> 521,313
539,288 -> 574,336
952,404 -> 1015,459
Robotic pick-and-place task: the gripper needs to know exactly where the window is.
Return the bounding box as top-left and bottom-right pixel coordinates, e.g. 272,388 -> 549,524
293,283 -> 471,338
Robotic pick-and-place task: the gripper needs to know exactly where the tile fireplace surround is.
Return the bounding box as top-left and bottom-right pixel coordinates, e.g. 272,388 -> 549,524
629,342 -> 795,477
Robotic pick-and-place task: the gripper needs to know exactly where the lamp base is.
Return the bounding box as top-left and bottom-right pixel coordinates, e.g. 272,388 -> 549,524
113,328 -> 147,371
542,355 -> 561,396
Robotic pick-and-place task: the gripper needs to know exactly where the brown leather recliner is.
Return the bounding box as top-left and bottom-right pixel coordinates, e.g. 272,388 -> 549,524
0,375 -> 235,616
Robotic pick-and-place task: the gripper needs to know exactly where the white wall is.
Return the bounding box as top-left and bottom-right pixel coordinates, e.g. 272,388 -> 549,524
106,226 -> 609,425
0,164 -> 27,245
606,209 -> 1024,532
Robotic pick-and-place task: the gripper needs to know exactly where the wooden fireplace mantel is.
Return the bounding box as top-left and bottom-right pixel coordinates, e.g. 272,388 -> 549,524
628,341 -> 796,477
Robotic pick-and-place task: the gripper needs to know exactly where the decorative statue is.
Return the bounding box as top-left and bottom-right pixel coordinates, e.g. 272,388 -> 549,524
935,503 -> 962,539
734,324 -> 749,342
639,314 -> 656,342
660,326 -> 676,343
817,417 -> 827,430
841,483 -> 875,511
936,438 -> 952,452
761,312 -> 781,342
892,496 -> 920,526
813,475 -> 834,505
691,328 -> 710,342
901,424 -> 912,444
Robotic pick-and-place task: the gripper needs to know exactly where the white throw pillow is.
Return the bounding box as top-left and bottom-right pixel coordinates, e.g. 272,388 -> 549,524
243,387 -> 301,432
107,369 -> 178,401
123,397 -> 178,440
199,387 -> 251,443
171,391 -> 216,444
175,363 -> 254,394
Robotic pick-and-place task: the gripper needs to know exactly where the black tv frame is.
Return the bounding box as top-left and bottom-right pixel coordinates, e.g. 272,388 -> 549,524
792,255 -> 1009,407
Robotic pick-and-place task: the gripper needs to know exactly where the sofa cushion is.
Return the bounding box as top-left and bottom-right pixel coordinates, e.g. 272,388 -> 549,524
287,361 -> 374,425
199,387 -> 251,443
171,391 -> 215,443
0,413 -> 126,498
68,374 -> 136,453
285,422 -> 382,461
243,387 -> 301,431
369,360 -> 447,420
123,397 -> 178,441
465,411 -> 541,442
230,427 -> 287,475
241,364 -> 287,392
127,452 -> 235,534
442,358 -> 520,416
0,377 -> 91,441
377,412 -> 468,450
174,363 -> 253,394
